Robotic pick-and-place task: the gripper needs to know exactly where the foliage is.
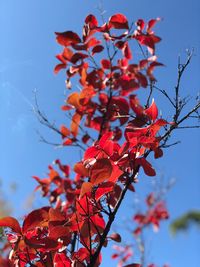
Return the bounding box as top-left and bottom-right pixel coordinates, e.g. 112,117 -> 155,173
170,210 -> 200,234
0,12 -> 199,267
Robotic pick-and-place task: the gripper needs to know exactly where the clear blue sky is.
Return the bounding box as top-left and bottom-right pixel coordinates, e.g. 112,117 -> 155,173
0,0 -> 199,266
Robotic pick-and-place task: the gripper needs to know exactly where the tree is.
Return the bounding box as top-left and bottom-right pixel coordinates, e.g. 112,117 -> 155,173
0,12 -> 199,267
171,210 -> 200,235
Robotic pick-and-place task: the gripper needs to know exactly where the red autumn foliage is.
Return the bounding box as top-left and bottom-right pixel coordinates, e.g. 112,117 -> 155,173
3,12 -> 197,267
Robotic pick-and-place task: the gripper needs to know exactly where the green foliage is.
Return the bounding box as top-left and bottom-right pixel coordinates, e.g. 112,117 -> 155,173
170,210 -> 200,234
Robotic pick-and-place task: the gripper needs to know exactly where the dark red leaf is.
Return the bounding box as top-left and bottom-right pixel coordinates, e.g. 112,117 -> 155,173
92,45 -> 104,55
101,59 -> 111,69
109,233 -> 121,243
137,158 -> 156,176
70,53 -> 88,64
82,134 -> 90,144
136,19 -> 145,31
154,147 -> 163,159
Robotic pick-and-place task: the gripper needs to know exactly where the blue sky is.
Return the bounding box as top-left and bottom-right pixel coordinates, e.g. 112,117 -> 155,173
0,0 -> 199,266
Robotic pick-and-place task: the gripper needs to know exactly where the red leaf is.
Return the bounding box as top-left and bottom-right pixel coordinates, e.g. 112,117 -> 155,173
92,45 -> 104,55
109,233 -> 121,243
137,158 -> 156,176
72,247 -> 90,262
146,193 -> 155,207
85,14 -> 98,28
109,164 -> 123,183
70,52 -> 88,64
0,217 -> 21,234
95,182 -> 114,201
49,208 -> 65,222
109,14 -> 129,29
49,226 -> 70,240
54,253 -> 71,267
129,95 -> 144,116
101,59 -> 111,69
22,207 -> 50,233
145,99 -> 158,121
147,18 -> 161,34
111,97 -> 130,125
147,61 -> 163,80
136,19 -> 145,31
62,47 -> 74,60
99,132 -> 114,157
89,117 -> 103,131
123,42 -> 132,60
54,63 -> 66,74
112,253 -> 119,259
115,40 -> 125,49
82,134 -> 90,144
90,158 -> 113,185
91,214 -> 105,230
84,146 -> 99,160
55,31 -> 81,46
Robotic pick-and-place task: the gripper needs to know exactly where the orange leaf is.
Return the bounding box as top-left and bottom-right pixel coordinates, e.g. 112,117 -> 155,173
90,158 -> 112,185
67,92 -> 80,109
0,216 -> 21,234
70,113 -> 82,137
60,125 -> 71,138
54,63 -> 66,74
74,162 -> 89,177
63,47 -> 74,61
80,182 -> 93,198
